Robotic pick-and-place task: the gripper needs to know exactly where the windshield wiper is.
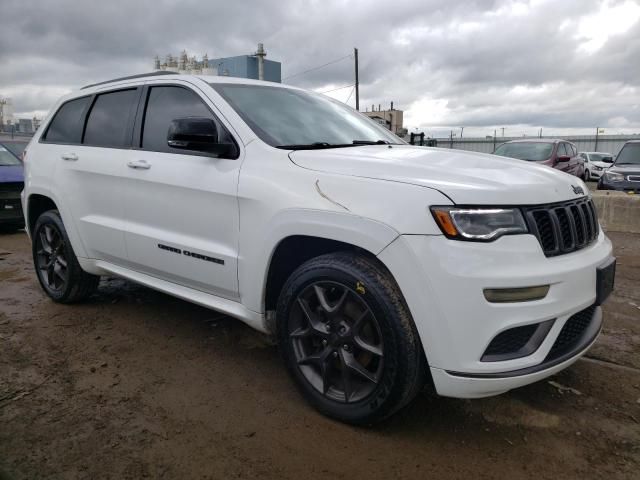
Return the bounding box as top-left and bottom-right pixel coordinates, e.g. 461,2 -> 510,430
275,139 -> 400,150
352,139 -> 391,145
276,142 -> 355,150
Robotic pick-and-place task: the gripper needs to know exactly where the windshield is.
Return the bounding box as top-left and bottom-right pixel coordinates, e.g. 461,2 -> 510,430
210,83 -> 403,148
615,144 -> 640,165
589,153 -> 612,162
493,142 -> 553,161
0,145 -> 21,166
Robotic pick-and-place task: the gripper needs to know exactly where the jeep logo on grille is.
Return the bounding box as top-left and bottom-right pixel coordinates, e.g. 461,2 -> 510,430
572,185 -> 584,195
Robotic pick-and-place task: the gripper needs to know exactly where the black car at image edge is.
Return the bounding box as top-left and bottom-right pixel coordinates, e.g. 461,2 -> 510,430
597,140 -> 640,193
0,142 -> 25,231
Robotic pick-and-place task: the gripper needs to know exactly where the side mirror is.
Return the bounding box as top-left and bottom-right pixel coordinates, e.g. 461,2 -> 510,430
557,155 -> 571,163
167,117 -> 234,156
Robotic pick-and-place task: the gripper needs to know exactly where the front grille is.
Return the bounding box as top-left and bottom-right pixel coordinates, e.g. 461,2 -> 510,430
524,197 -> 598,257
628,175 -> 640,182
545,305 -> 596,361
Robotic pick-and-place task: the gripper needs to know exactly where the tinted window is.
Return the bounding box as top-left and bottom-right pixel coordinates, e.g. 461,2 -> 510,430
84,89 -> 137,147
493,142 -> 553,161
44,96 -> 90,144
141,86 -> 233,153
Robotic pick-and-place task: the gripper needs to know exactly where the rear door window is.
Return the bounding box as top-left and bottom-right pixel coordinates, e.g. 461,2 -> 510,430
83,89 -> 138,148
43,96 -> 91,144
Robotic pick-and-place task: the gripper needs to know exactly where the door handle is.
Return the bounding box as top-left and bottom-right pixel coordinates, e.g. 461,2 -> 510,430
61,153 -> 78,161
127,160 -> 151,170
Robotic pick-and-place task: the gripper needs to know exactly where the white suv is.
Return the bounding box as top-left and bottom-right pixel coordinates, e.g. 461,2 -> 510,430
22,73 -> 616,424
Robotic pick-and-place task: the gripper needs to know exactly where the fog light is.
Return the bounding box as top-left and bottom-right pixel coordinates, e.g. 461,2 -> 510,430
483,285 -> 550,303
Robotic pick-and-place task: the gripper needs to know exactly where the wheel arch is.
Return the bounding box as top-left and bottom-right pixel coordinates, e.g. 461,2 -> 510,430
27,193 -> 58,236
26,190 -> 87,258
242,209 -> 401,321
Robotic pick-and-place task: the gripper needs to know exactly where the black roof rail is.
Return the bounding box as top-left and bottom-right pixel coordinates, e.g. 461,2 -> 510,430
81,71 -> 179,90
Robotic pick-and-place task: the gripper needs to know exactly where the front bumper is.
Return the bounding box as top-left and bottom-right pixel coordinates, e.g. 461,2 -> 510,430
0,194 -> 24,225
378,230 -> 613,398
588,168 -> 604,179
598,179 -> 640,193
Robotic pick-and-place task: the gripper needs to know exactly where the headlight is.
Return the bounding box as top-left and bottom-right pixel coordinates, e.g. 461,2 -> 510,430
604,171 -> 624,182
431,207 -> 528,241
594,166 -> 603,171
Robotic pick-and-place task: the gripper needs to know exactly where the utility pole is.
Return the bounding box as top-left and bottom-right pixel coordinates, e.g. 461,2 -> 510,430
595,126 -> 599,152
501,127 -> 505,138
493,129 -> 497,151
354,47 -> 359,111
460,127 -> 464,140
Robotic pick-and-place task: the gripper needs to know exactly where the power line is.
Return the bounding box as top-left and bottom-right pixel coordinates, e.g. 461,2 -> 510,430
283,54 -> 353,81
319,83 -> 355,94
345,86 -> 355,105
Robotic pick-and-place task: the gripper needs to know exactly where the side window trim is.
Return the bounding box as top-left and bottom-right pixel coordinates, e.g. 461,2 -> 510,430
81,86 -> 142,149
39,95 -> 93,146
132,82 -> 239,159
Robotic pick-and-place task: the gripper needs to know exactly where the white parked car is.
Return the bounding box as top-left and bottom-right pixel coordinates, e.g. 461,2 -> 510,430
579,151 -> 614,181
21,73 -> 616,424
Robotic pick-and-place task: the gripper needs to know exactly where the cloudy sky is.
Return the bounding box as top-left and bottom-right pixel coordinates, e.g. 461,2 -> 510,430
1,0 -> 639,138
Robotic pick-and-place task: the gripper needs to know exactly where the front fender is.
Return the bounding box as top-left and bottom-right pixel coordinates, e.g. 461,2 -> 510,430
238,208 -> 399,314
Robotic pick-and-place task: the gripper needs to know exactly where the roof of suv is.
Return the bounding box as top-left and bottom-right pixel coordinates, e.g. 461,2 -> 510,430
81,72 -> 289,92
502,139 -> 564,144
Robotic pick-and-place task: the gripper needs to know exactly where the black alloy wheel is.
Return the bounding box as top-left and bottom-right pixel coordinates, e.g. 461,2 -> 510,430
277,252 -> 427,425
32,210 -> 99,303
35,223 -> 68,292
289,281 -> 384,403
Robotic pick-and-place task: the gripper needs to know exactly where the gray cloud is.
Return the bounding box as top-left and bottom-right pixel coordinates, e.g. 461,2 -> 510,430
1,0 -> 639,136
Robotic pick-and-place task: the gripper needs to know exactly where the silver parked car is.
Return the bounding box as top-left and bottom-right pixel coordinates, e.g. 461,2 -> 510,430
579,152 -> 614,181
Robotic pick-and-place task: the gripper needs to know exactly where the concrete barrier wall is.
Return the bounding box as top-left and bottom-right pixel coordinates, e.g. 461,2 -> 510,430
592,191 -> 640,234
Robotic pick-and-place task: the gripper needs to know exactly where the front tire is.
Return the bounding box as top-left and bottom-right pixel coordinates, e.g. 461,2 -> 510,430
584,169 -> 590,181
32,210 -> 99,303
276,252 -> 426,425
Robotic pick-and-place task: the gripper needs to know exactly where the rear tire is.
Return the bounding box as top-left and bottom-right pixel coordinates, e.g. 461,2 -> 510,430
584,169 -> 590,182
32,210 -> 99,303
276,252 -> 427,425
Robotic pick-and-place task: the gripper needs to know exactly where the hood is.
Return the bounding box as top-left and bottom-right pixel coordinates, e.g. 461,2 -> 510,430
0,165 -> 24,183
289,145 -> 586,205
591,161 -> 611,169
610,164 -> 640,174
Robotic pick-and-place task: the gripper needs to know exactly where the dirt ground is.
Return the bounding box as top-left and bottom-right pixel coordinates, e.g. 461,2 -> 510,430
0,230 -> 638,480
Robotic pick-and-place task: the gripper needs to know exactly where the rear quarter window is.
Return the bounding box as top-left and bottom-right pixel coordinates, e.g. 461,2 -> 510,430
43,96 -> 91,144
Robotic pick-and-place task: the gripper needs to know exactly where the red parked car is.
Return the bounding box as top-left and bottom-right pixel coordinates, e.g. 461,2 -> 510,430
493,139 -> 585,179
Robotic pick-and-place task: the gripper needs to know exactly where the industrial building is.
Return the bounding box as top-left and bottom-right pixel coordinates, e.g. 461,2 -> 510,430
363,104 -> 407,136
0,97 -> 14,130
154,44 -> 281,83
